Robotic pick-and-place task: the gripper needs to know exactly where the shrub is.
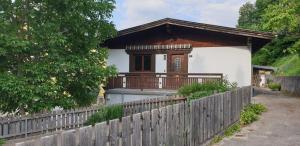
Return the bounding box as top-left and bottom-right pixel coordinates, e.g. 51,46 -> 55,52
240,103 -> 266,125
187,90 -> 215,103
268,82 -> 281,91
84,105 -> 123,126
248,103 -> 267,115
178,79 -> 237,102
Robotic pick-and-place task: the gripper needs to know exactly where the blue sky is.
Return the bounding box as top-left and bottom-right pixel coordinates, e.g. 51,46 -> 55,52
112,0 -> 255,30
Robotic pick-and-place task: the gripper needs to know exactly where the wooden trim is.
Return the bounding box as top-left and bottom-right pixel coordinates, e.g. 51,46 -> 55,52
107,72 -> 223,90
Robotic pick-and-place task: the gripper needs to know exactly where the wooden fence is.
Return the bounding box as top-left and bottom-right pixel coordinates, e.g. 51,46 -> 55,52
273,76 -> 300,96
15,86 -> 252,146
0,96 -> 185,140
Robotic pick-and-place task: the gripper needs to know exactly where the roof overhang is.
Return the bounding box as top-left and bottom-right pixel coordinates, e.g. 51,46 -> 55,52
253,65 -> 277,72
117,18 -> 275,40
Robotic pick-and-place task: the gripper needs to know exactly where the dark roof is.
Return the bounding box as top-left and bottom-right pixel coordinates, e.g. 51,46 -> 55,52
253,65 -> 276,71
117,18 -> 274,39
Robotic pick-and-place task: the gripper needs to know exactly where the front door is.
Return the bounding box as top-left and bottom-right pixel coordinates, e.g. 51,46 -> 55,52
171,54 -> 185,73
166,54 -> 188,89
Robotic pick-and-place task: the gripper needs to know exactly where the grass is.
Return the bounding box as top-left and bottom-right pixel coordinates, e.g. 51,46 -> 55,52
0,138 -> 5,146
210,123 -> 241,145
273,54 -> 300,76
224,123 -> 241,137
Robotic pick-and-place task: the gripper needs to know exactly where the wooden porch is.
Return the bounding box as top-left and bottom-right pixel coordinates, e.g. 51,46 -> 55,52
107,72 -> 223,90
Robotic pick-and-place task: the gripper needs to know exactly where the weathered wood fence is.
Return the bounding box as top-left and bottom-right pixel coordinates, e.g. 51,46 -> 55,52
0,96 -> 185,139
15,86 -> 252,146
273,76 -> 300,96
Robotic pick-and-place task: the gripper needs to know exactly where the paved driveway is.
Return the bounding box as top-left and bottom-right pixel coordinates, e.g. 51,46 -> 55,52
215,94 -> 300,146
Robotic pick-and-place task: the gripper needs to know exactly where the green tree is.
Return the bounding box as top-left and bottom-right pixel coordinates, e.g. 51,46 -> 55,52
237,0 -> 279,31
237,2 -> 259,30
261,0 -> 300,34
0,0 -> 117,114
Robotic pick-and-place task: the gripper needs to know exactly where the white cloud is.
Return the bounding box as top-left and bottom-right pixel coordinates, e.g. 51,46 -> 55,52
113,0 -> 256,30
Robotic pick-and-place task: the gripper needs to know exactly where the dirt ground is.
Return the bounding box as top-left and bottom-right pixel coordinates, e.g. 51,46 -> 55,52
215,94 -> 300,146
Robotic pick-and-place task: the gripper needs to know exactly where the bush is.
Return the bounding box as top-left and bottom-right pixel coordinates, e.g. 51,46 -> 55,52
187,90 -> 215,103
268,82 -> 281,91
84,105 -> 123,126
178,79 -> 237,102
240,103 -> 266,125
240,110 -> 258,125
248,103 -> 267,115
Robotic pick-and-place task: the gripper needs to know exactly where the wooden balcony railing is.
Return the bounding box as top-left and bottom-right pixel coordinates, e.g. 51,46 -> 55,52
107,72 -> 223,90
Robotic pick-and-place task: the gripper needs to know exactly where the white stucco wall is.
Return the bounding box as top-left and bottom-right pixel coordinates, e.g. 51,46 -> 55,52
107,49 -> 129,72
155,54 -> 167,73
188,46 -> 251,87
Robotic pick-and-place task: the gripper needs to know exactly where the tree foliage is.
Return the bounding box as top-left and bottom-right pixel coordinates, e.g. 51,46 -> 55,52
0,0 -> 117,113
237,2 -> 259,30
252,36 -> 300,65
238,0 -> 300,72
237,0 -> 300,34
261,0 -> 300,34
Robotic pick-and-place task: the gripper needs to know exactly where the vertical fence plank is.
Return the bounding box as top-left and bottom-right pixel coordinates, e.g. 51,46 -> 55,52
184,102 -> 190,146
40,135 -> 58,146
203,97 -> 208,141
62,130 -> 76,146
198,98 -> 204,145
220,94 -> 224,131
166,105 -> 174,146
173,104 -> 181,146
122,116 -> 131,146
95,122 -> 108,146
79,126 -> 93,146
151,109 -> 159,146
142,111 -> 150,146
132,113 -> 141,146
109,119 -> 119,146
16,140 -> 37,146
214,95 -> 219,135
190,100 -> 196,146
158,107 -> 166,146
178,103 -> 185,146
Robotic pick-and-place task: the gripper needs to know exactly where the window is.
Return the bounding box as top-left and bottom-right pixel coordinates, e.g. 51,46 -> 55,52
133,54 -> 152,72
135,55 -> 143,71
173,57 -> 181,72
143,55 -> 151,71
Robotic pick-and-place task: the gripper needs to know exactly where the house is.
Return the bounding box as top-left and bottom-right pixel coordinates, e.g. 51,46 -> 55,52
103,18 -> 273,103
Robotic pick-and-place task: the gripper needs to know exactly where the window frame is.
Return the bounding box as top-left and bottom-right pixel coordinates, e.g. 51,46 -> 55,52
130,53 -> 155,72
